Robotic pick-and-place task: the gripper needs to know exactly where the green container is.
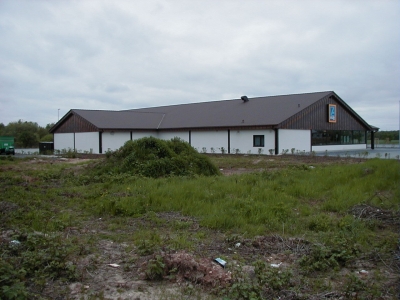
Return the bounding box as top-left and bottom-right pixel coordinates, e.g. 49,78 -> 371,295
0,136 -> 15,155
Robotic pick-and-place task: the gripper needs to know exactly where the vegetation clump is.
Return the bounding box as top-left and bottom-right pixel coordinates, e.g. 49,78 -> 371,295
0,232 -> 78,299
98,137 -> 220,178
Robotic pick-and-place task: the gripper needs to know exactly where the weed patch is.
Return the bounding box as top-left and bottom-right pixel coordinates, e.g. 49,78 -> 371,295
298,237 -> 360,273
223,260 -> 293,299
0,232 -> 78,299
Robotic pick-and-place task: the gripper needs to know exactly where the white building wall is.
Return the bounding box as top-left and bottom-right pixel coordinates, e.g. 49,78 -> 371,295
75,132 -> 99,154
158,131 -> 190,142
131,132 -> 157,140
58,129 -> 368,156
102,132 -> 131,152
230,129 -> 275,155
54,133 -> 74,152
278,129 -> 311,154
312,144 -> 367,152
191,130 -> 228,153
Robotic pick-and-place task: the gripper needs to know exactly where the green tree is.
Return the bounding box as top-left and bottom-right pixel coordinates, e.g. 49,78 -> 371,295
0,120 -> 53,147
368,130 -> 399,142
40,134 -> 54,142
46,123 -> 55,130
19,131 -> 39,148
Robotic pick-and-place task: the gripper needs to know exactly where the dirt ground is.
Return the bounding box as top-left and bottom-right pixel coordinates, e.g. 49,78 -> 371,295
2,154 -> 399,299
49,209 -> 398,300
215,154 -> 370,176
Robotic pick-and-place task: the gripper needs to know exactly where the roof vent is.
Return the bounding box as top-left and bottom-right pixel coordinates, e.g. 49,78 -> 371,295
241,96 -> 249,102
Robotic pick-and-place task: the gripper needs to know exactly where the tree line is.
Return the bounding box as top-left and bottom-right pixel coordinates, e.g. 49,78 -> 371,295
0,120 -> 55,148
368,130 -> 399,142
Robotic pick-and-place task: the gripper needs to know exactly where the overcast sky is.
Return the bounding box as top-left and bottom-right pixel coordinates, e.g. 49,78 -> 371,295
1,0 -> 399,130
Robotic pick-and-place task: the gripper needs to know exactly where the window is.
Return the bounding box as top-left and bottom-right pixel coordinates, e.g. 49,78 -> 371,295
353,131 -> 366,144
312,130 -> 366,145
253,135 -> 264,147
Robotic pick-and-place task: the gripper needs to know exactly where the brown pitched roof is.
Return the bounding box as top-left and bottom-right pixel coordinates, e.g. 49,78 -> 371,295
72,110 -> 165,130
51,91 -> 373,132
130,91 -> 332,129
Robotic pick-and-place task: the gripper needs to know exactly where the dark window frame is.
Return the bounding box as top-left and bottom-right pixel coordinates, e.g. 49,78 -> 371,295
253,135 -> 265,147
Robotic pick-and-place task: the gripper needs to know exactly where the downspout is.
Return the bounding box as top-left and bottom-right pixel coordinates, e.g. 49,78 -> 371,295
274,129 -> 279,155
99,132 -> 102,154
228,130 -> 230,154
73,114 -> 76,152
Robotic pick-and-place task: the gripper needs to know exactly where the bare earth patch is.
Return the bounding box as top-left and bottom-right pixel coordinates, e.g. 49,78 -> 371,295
1,154 -> 399,299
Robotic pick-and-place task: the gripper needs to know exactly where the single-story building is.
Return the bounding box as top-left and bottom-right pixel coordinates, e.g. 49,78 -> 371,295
50,91 -> 378,155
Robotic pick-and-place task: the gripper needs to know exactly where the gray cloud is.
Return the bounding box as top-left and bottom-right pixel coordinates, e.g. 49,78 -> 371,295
0,0 -> 399,130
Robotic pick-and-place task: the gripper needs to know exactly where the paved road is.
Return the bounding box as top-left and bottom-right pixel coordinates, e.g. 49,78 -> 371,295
315,146 -> 400,159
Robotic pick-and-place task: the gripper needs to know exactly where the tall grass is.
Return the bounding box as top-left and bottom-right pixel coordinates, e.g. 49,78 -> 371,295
71,159 -> 399,245
2,157 -> 397,240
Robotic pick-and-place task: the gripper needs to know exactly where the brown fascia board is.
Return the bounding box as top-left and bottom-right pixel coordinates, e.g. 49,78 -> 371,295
49,109 -> 74,133
329,92 -> 374,131
50,109 -> 98,133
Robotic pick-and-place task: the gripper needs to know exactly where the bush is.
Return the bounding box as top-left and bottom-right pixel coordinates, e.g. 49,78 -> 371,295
97,137 -> 220,178
0,233 -> 78,299
299,237 -> 360,273
225,260 -> 292,299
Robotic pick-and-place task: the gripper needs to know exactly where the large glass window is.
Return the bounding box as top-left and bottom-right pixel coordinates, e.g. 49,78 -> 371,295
352,131 -> 366,144
312,130 -> 366,146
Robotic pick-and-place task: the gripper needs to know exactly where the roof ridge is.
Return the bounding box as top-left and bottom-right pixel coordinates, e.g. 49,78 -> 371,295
125,91 -> 333,111
72,109 -> 166,114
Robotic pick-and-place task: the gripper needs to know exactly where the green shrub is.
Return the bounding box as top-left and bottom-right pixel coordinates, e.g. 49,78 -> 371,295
0,233 -> 78,299
299,237 -> 360,273
343,273 -> 366,296
0,260 -> 29,300
145,255 -> 165,280
94,137 -> 220,178
224,260 -> 292,299
134,230 -> 163,256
